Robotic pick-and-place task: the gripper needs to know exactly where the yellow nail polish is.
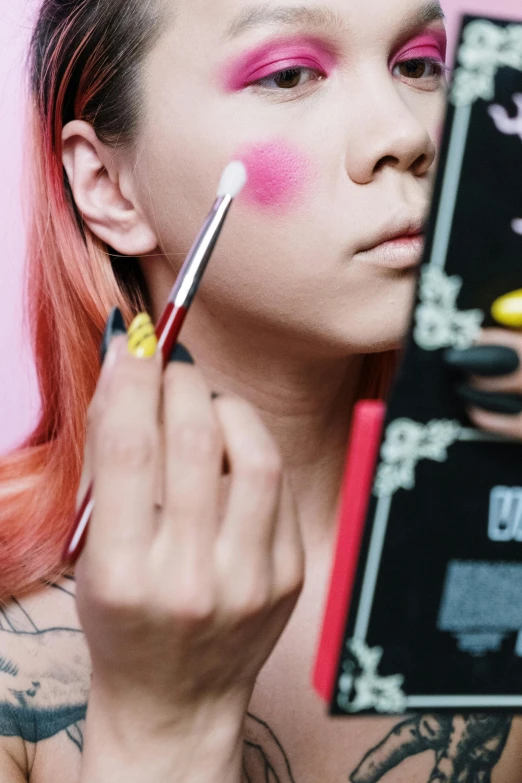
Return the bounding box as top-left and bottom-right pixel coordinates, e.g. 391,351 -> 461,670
491,290 -> 522,328
127,313 -> 158,358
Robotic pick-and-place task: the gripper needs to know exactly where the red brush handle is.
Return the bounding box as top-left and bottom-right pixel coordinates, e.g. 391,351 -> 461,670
313,399 -> 386,703
62,303 -> 188,565
156,302 -> 188,370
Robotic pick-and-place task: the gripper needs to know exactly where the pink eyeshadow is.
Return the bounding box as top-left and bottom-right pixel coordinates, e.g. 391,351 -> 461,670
391,31 -> 447,67
221,36 -> 337,92
237,142 -> 312,210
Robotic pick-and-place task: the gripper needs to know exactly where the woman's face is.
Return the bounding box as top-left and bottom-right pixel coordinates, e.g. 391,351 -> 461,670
131,0 -> 447,357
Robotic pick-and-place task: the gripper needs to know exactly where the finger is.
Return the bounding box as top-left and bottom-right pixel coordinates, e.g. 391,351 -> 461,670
88,338 -> 163,569
157,358 -> 223,563
87,332 -> 128,422
272,476 -> 304,601
260,477 -> 304,647
469,329 -> 522,393
215,397 -> 282,587
100,306 -> 127,366
456,386 -> 522,416
77,335 -> 128,512
477,328 -> 522,352
467,407 -> 522,439
76,436 -> 94,513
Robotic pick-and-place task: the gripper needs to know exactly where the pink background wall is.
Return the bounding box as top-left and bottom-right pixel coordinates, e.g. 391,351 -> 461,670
0,0 -> 39,455
1,0 -> 522,455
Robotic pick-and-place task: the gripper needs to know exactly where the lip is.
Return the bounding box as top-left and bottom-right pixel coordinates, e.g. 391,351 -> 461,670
355,223 -> 425,270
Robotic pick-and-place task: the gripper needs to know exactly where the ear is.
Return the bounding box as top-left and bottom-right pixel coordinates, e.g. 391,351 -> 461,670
62,120 -> 158,256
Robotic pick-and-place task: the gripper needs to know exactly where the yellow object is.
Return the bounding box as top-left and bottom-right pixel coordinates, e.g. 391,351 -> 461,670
491,290 -> 522,328
127,313 -> 158,358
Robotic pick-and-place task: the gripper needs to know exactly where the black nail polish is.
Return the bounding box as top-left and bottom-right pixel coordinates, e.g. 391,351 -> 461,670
444,345 -> 520,377
100,307 -> 127,365
169,343 -> 195,365
456,384 -> 522,415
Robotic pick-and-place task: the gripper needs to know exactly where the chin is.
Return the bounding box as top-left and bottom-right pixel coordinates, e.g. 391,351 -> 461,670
335,302 -> 414,356
354,333 -> 406,355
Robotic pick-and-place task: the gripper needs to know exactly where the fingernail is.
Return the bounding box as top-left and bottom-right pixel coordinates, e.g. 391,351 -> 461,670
169,343 -> 195,364
444,346 -> 520,377
492,290 -> 522,328
100,307 -> 127,365
128,313 -> 158,358
456,384 -> 522,415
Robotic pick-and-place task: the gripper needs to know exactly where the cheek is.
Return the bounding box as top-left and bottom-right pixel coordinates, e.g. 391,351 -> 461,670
236,142 -> 314,211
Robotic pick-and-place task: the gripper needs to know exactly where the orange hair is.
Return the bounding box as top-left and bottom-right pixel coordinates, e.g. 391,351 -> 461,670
0,0 -> 397,603
0,0 -> 164,602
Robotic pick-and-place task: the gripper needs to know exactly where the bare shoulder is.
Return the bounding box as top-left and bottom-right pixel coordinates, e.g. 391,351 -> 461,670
0,578 -> 90,782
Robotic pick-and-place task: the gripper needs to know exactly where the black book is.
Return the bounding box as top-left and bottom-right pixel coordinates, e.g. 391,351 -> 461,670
316,12 -> 522,716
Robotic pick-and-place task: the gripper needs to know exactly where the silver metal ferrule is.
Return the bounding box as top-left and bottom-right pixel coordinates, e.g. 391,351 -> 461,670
172,193 -> 233,309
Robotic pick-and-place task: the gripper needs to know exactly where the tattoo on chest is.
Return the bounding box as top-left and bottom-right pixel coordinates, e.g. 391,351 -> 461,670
0,583 -> 514,781
243,713 -> 296,782
0,580 -> 88,751
351,714 -> 513,783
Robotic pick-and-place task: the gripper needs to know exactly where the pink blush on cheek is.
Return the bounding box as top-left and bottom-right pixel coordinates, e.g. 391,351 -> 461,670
237,143 -> 313,210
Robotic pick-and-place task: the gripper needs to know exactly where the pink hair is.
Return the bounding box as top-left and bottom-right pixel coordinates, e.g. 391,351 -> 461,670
0,0 -> 160,602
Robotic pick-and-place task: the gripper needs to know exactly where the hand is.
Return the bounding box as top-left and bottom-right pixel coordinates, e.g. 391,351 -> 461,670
445,328 -> 522,440
74,322 -> 304,777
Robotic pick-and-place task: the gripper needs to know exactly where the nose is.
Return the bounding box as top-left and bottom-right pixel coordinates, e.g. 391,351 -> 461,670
344,71 -> 437,184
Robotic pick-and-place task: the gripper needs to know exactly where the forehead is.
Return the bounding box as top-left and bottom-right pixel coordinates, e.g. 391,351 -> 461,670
170,0 -> 444,42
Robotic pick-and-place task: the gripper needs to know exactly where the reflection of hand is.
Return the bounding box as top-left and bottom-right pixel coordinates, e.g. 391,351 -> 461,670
0,627 -> 89,743
350,714 -> 512,783
444,288 -> 522,437
447,328 -> 522,436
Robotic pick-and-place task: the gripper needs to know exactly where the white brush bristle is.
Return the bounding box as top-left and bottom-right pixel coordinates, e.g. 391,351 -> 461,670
217,161 -> 248,198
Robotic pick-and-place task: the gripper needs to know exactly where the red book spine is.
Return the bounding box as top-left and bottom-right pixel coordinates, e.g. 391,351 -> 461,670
313,400 -> 386,703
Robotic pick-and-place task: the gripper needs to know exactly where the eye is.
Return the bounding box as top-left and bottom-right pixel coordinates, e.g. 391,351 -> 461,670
392,57 -> 445,81
254,66 -> 323,90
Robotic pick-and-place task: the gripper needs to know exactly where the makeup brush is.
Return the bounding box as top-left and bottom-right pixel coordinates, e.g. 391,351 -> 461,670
63,161 -> 248,565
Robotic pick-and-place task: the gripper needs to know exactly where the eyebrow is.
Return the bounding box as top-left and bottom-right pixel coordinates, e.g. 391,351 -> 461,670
224,2 -> 445,41
224,4 -> 346,40
411,1 -> 446,28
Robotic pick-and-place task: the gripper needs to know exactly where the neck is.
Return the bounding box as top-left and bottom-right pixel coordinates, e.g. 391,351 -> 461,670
166,298 -> 365,550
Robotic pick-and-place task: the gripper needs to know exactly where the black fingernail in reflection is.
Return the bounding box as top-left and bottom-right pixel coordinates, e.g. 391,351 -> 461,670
456,384 -> 522,415
100,307 -> 127,365
169,343 -> 195,364
444,346 -> 520,377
